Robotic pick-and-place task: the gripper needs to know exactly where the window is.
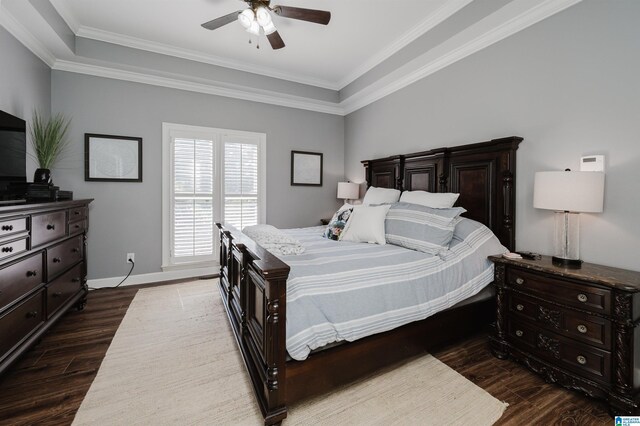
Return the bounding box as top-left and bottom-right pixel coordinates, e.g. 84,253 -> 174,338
162,123 -> 266,270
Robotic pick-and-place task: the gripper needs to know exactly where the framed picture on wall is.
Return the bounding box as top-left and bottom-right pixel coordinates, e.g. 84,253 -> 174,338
85,133 -> 142,182
291,150 -> 323,186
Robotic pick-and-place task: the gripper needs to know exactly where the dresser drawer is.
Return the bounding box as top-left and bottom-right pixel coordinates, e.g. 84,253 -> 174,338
507,267 -> 611,315
68,220 -> 87,235
32,211 -> 67,247
0,217 -> 28,239
0,290 -> 45,361
0,253 -> 44,311
510,294 -> 612,349
47,235 -> 83,280
47,263 -> 83,318
509,319 -> 612,385
0,237 -> 28,262
67,206 -> 87,222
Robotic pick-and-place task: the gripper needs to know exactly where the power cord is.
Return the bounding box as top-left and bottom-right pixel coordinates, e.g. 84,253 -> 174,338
88,260 -> 135,291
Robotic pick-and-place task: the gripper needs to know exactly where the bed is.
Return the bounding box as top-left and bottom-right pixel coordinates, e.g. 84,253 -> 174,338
216,136 -> 522,425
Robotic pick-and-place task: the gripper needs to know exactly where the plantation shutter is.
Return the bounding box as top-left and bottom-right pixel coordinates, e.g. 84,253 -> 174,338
172,138 -> 215,260
224,139 -> 259,230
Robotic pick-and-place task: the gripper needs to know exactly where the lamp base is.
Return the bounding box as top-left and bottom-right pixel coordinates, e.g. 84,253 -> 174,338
552,256 -> 583,269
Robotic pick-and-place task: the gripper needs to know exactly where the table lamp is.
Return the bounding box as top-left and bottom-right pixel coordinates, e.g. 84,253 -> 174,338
337,182 -> 359,204
533,169 -> 605,268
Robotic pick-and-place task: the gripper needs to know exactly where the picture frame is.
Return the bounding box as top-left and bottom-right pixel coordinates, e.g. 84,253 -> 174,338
85,133 -> 142,182
291,150 -> 323,186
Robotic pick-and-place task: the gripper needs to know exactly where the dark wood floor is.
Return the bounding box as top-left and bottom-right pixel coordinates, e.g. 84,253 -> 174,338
0,284 -> 612,425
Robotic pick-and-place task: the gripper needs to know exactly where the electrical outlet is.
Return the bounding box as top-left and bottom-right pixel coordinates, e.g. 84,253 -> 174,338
127,253 -> 135,264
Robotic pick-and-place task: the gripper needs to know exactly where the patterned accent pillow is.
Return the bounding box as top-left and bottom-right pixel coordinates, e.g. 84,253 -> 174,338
385,202 -> 466,255
323,206 -> 354,240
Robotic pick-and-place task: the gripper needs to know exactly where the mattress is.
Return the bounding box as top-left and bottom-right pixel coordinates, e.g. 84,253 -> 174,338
278,217 -> 507,361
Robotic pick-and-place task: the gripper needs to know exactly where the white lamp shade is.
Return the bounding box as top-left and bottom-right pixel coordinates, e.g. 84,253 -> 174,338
238,9 -> 254,29
533,171 -> 605,213
256,6 -> 272,26
337,182 -> 359,200
262,20 -> 277,35
246,19 -> 261,36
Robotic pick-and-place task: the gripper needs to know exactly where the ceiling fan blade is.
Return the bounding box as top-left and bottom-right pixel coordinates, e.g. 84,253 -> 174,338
267,31 -> 285,50
201,11 -> 241,30
272,6 -> 331,25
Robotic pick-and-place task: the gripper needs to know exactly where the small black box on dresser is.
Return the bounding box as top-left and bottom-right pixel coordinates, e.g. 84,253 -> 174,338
0,199 -> 92,376
489,255 -> 640,416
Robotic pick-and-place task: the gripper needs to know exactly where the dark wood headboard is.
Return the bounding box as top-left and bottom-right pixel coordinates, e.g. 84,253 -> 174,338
361,136 -> 522,251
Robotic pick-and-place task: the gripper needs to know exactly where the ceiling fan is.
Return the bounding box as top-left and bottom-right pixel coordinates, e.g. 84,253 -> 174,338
201,0 -> 331,50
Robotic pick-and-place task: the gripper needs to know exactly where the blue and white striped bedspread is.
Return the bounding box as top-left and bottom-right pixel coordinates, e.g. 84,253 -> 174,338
278,218 -> 507,361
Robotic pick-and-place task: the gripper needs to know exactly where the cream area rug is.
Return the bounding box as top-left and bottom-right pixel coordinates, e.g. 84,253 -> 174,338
73,280 -> 507,425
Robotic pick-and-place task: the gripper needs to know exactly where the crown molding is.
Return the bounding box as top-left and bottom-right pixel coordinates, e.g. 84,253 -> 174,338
341,0 -> 583,115
52,59 -> 345,115
336,0 -> 473,90
0,2 -> 56,67
75,25 -> 340,91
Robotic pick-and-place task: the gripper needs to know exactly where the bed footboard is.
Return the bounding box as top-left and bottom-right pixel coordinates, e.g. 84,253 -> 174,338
216,223 -> 290,425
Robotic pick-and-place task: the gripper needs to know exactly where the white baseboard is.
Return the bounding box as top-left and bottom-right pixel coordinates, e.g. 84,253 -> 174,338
87,265 -> 219,289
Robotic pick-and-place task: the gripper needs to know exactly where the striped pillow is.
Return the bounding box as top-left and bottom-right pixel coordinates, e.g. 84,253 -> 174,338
385,202 -> 466,255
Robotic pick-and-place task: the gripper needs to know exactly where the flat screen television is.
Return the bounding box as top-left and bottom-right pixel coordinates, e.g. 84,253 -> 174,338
0,110 -> 27,193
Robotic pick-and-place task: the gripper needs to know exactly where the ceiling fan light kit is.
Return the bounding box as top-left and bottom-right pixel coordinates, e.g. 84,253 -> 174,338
201,0 -> 331,50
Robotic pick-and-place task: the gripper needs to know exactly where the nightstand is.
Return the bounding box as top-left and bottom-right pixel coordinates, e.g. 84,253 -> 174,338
489,255 -> 640,415
320,218 -> 331,225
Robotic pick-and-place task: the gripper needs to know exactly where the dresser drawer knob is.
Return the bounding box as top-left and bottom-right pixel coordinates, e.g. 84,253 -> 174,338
74,224 -> 81,229
25,311 -> 38,319
1,225 -> 13,231
515,330 -> 524,337
72,278 -> 80,283
1,246 -> 14,253
516,304 -> 524,311
26,270 -> 37,277
52,257 -> 61,263
515,278 -> 524,285
577,324 -> 588,334
577,355 -> 587,365
72,248 -> 80,253
47,224 -> 56,230
577,293 -> 588,303
74,210 -> 81,215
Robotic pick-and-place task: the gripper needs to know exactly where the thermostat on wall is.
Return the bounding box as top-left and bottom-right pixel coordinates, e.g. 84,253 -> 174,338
580,155 -> 605,172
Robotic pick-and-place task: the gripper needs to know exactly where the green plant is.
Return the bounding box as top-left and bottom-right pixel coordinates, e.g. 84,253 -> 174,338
29,111 -> 71,169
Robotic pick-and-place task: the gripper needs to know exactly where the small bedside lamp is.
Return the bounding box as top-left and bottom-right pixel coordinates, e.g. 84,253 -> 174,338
337,182 -> 359,204
533,170 -> 605,268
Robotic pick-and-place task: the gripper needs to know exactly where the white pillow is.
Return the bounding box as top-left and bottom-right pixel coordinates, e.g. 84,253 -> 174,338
362,187 -> 401,205
340,205 -> 391,245
399,190 -> 460,208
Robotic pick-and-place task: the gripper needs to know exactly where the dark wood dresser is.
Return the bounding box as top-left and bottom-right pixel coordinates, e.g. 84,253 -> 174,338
489,255 -> 640,415
0,199 -> 92,376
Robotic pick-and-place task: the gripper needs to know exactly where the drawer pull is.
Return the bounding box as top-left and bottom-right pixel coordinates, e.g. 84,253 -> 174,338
25,311 -> 38,319
1,246 -> 14,253
74,224 -> 81,229
1,225 -> 14,231
72,248 -> 80,253
516,304 -> 524,311
47,224 -> 56,230
577,324 -> 588,334
577,293 -> 588,303
53,257 -> 62,263
26,270 -> 37,277
74,210 -> 81,215
577,355 -> 587,365
52,291 -> 63,298
515,277 -> 524,285
515,330 -> 524,337
72,278 -> 80,283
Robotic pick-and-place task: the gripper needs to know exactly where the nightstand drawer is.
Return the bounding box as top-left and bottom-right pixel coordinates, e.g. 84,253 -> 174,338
510,294 -> 612,349
509,319 -> 612,385
508,268 -> 611,315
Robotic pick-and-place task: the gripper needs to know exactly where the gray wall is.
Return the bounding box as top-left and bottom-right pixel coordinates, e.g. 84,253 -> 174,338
0,27 -> 51,177
52,71 -> 344,279
345,0 -> 640,271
